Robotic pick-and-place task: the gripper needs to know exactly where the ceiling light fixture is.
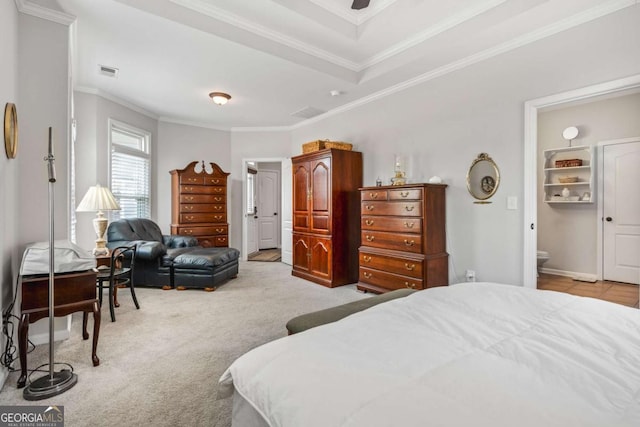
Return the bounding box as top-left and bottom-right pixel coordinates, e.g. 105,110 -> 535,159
209,92 -> 231,106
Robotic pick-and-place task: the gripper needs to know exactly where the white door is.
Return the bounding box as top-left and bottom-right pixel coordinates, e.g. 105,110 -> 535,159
257,170 -> 279,249
603,140 -> 640,285
281,159 -> 293,265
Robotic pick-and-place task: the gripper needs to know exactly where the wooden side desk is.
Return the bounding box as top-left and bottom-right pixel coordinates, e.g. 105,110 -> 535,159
18,270 -> 100,388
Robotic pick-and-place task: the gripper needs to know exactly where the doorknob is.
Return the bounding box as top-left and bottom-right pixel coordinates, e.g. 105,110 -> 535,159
274,212 -> 278,215
605,217 -> 613,222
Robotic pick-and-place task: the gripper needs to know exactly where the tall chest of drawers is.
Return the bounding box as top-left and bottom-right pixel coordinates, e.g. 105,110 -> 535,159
170,161 -> 230,247
358,183 -> 448,294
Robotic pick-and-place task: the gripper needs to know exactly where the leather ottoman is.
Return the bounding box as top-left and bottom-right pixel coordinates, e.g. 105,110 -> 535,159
171,247 -> 240,291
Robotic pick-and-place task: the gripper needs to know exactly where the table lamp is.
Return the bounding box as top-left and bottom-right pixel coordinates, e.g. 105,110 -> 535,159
76,184 -> 120,255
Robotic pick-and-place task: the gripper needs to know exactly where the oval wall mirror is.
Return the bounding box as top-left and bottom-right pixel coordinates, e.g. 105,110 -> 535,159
466,153 -> 500,203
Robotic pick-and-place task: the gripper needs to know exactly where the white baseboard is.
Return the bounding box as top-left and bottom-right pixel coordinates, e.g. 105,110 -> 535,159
540,267 -> 598,282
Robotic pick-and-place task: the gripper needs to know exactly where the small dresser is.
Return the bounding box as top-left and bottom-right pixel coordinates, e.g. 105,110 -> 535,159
358,183 -> 448,293
170,161 -> 230,247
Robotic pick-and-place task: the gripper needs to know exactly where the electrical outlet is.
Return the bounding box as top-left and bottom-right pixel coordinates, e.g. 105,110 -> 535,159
465,270 -> 476,282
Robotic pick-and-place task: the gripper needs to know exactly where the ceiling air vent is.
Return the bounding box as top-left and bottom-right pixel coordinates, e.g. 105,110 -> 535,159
99,65 -> 119,78
290,106 -> 325,119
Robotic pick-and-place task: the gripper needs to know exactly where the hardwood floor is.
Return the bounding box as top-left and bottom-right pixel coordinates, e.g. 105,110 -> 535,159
537,273 -> 639,308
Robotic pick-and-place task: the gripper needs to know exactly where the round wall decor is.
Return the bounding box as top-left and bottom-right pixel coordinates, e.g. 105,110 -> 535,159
4,103 -> 18,159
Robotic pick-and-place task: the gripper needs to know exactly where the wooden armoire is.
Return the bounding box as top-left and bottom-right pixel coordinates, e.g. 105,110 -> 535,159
357,183 -> 448,293
291,148 -> 363,287
170,161 -> 230,247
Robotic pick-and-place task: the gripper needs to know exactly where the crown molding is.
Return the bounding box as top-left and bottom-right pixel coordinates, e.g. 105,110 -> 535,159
231,126 -> 291,133
169,0 -> 360,72
15,0 -> 76,25
75,86 -> 159,119
158,116 -> 230,132
291,0 -> 639,130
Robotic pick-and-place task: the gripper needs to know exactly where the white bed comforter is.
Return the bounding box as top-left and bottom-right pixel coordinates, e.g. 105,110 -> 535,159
219,283 -> 640,426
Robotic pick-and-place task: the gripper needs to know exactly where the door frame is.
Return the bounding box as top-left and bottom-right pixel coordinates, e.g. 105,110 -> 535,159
596,137 -> 640,281
241,157 -> 287,261
523,74 -> 640,288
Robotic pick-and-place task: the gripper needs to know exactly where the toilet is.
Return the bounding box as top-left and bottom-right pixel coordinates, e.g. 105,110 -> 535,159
537,250 -> 550,275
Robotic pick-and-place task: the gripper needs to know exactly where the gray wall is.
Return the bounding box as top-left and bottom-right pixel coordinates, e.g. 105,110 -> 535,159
290,7 -> 640,285
0,0 -> 20,387
156,121 -> 231,235
537,92 -> 640,275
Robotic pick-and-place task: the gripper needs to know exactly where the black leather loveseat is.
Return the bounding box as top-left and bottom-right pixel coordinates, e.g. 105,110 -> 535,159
106,218 -> 199,288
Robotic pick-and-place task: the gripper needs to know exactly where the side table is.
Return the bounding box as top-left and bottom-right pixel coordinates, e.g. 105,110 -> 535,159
18,270 -> 100,388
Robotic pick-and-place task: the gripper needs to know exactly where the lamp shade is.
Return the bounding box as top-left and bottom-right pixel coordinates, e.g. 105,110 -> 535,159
76,184 -> 120,212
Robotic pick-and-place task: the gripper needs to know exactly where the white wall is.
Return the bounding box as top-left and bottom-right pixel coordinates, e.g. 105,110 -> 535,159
290,7 -> 640,285
156,121 -> 231,234
0,0 -> 20,388
537,92 -> 640,275
74,91 -> 158,251
230,131 -> 291,250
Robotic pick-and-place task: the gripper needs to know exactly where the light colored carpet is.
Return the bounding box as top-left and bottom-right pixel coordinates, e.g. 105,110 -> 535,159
0,261 -> 368,426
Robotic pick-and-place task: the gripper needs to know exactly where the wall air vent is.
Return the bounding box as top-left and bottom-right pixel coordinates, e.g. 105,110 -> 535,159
290,106 -> 325,119
99,65 -> 119,78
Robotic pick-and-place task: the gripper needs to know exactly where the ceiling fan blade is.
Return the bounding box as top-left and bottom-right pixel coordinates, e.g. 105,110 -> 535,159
351,0 -> 370,10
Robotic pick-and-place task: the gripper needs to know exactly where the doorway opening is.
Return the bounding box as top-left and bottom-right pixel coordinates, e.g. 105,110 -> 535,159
523,74 -> 640,288
241,157 -> 291,264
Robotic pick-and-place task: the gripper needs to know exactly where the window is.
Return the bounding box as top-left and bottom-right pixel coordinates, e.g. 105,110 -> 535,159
109,120 -> 151,220
247,164 -> 257,215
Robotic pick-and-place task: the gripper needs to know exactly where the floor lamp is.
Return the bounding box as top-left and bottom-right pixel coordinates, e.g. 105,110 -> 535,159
24,127 -> 78,400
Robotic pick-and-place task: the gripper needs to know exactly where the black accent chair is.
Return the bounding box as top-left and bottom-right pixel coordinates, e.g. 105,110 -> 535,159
96,244 -> 139,322
106,218 -> 199,288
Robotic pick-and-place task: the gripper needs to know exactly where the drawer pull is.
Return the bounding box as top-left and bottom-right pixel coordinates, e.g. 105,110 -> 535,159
405,263 -> 415,271
186,196 -> 194,201
214,215 -> 223,220
215,206 -> 223,210
366,205 -> 374,211
404,222 -> 414,228
363,272 -> 372,279
210,179 -> 220,184
186,215 -> 195,221
214,189 -> 222,193
400,191 -> 409,198
188,178 -> 198,183
405,205 -> 415,212
404,239 -> 415,246
365,235 -> 375,242
184,206 -> 193,211
185,186 -> 194,191
405,282 -> 416,289
184,230 -> 193,235
216,228 -> 225,233
363,256 -> 372,262
214,197 -> 223,202
369,192 -> 378,199
365,219 -> 374,226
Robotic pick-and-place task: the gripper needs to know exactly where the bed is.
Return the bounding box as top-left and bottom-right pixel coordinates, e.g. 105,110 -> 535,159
218,282 -> 640,426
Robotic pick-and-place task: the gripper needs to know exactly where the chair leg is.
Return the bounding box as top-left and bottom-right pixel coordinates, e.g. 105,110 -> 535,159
130,280 -> 140,310
108,278 -> 116,322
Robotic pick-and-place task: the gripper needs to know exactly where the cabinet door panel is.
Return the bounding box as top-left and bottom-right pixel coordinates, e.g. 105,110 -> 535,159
310,237 -> 332,280
311,158 -> 331,213
293,234 -> 310,272
293,163 -> 310,213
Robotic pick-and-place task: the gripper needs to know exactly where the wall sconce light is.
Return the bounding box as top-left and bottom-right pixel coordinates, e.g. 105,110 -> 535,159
76,184 -> 121,255
209,92 -> 231,106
